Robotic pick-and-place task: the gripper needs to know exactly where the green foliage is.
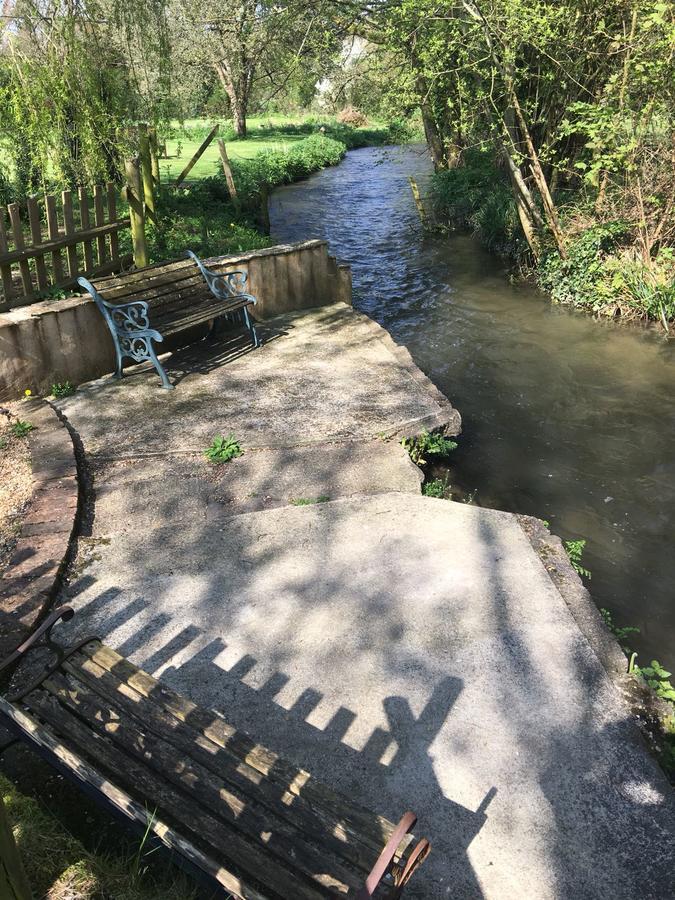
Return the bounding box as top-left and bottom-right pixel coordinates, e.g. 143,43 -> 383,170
539,226 -> 675,325
634,660 -> 675,704
564,538 -> 591,579
51,381 -> 76,398
431,151 -> 526,259
11,420 -> 34,438
203,434 -> 243,464
422,474 -> 451,498
290,496 -> 330,506
149,134 -> 349,261
600,608 -> 640,654
402,430 -> 458,466
600,609 -> 674,778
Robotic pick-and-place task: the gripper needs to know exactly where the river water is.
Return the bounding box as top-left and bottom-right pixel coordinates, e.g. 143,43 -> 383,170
269,143 -> 675,666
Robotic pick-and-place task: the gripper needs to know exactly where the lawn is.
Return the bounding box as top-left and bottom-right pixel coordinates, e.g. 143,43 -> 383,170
159,115 -> 388,181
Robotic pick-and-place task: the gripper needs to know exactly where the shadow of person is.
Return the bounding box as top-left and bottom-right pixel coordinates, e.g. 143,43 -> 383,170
159,646 -> 495,898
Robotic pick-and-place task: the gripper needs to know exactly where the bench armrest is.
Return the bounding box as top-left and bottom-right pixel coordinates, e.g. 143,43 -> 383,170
186,250 -> 257,304
78,277 -> 162,340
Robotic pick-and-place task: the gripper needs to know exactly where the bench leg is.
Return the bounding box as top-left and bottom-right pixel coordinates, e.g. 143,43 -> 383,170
242,306 -> 260,348
113,341 -> 124,380
147,344 -> 174,390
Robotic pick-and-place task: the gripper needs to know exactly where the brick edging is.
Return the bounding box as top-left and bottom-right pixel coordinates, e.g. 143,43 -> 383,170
0,398 -> 80,656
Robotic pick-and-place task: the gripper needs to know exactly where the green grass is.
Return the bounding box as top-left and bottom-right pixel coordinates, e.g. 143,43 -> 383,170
1,773 -> 198,899
160,115 -> 397,181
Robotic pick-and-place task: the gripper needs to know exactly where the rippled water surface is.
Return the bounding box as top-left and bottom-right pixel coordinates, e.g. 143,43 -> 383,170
270,144 -> 675,664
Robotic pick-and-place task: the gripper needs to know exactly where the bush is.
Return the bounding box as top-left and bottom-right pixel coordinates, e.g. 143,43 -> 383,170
337,106 -> 368,127
430,150 -> 525,258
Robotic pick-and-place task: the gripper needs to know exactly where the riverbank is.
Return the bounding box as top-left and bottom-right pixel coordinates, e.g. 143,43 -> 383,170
429,150 -> 675,331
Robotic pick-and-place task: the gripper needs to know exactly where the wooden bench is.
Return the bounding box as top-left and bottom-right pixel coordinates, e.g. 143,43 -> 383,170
78,250 -> 260,390
0,609 -> 430,898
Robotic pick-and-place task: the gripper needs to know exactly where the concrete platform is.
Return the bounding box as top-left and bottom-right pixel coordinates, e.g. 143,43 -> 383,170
52,303 -> 674,899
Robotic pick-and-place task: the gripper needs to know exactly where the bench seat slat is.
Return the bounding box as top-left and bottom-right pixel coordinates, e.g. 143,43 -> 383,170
64,650 -> 389,874
0,695 -> 271,900
155,302 -> 253,335
74,641 -> 404,858
40,668 -> 365,895
27,685 -> 331,900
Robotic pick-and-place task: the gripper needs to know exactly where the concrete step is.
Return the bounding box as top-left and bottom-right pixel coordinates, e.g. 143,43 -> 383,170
91,440 -> 423,531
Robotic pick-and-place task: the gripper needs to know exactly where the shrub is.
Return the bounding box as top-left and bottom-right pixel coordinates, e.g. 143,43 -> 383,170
431,149 -> 525,258
337,106 -> 368,127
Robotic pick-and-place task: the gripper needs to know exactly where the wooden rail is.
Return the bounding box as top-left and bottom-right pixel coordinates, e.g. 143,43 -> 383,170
0,184 -> 132,312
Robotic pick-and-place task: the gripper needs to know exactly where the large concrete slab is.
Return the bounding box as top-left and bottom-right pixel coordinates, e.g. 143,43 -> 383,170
61,494 -> 675,900
55,303 -> 459,456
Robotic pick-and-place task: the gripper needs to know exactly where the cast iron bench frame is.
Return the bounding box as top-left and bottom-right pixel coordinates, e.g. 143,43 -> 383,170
0,609 -> 430,899
78,250 -> 260,391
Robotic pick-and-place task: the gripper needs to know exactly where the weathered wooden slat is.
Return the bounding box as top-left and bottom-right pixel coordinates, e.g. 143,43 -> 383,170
78,187 -> 95,271
45,194 -> 65,285
93,185 -> 107,265
67,651 -> 383,874
0,219 -> 130,267
87,269 -> 211,305
0,696 -> 269,900
26,197 -> 49,291
107,183 -> 120,263
8,203 -> 33,295
43,670 -> 363,895
62,191 -> 80,277
75,642 -> 401,855
28,685 -> 329,900
0,214 -> 14,309
157,302 -> 251,336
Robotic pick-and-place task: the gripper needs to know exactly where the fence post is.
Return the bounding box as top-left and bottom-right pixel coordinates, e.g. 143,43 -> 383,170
148,126 -> 161,186
125,157 -> 148,268
137,123 -> 156,225
217,139 -> 238,206
0,792 -> 33,900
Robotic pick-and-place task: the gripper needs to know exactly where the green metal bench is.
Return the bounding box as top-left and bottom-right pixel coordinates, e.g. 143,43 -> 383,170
79,250 -> 260,390
0,608 -> 431,898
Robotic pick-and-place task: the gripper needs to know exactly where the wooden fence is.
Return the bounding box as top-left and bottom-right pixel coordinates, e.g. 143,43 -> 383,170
0,184 -> 132,312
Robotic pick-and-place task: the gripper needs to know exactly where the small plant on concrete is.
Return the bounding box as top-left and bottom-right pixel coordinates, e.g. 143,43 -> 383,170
402,430 -> 457,466
600,608 -> 640,654
423,474 -> 451,498
51,381 -> 75,398
564,538 -> 591,579
204,433 -> 243,464
291,496 -> 330,506
11,420 -> 34,438
634,660 -> 675,704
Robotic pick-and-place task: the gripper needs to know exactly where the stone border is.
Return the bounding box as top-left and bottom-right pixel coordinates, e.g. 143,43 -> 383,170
518,513 -> 628,679
0,398 -> 79,655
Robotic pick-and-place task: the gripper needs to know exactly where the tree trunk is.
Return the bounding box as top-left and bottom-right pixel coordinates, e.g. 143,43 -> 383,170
214,62 -> 249,138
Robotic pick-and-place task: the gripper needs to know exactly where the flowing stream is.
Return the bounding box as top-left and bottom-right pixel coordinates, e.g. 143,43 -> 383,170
269,143 -> 675,665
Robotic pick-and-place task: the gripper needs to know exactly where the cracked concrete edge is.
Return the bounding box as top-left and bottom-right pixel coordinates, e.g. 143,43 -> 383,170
0,398 -> 81,659
519,513 -> 675,787
518,513 -> 628,679
346,306 -> 462,439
